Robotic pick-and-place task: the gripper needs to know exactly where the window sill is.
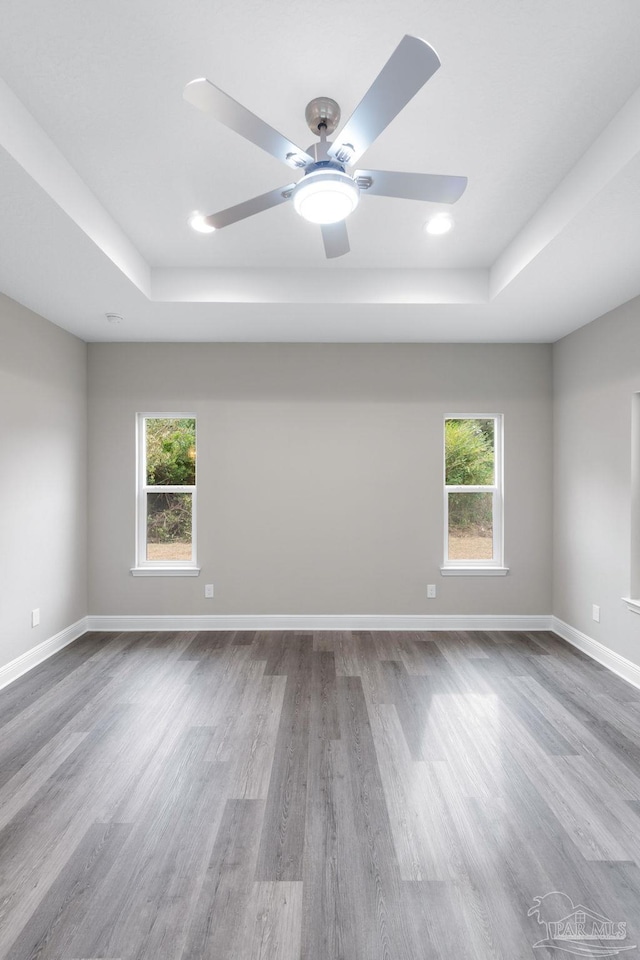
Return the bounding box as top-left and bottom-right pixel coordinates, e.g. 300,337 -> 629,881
622,597 -> 640,615
440,566 -> 509,577
130,567 -> 201,577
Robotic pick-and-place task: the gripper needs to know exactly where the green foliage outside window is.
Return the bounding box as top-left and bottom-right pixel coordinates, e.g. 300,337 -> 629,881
146,418 -> 196,485
445,419 -> 494,534
445,419 -> 494,485
146,419 -> 196,544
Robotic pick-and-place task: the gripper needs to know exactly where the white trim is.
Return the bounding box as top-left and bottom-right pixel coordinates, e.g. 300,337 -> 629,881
443,414 -> 504,569
130,566 -> 201,577
4,614 -> 640,699
87,613 -> 551,633
622,597 -> 640,615
136,413 -> 197,570
0,617 -> 89,691
551,616 -> 640,691
440,566 -> 509,576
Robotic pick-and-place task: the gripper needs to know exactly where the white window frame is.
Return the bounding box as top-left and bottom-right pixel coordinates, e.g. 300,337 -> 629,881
131,413 -> 200,577
440,413 -> 508,577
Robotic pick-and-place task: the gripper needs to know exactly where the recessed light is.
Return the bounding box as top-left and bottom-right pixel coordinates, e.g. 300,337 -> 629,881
424,213 -> 454,236
189,213 -> 216,234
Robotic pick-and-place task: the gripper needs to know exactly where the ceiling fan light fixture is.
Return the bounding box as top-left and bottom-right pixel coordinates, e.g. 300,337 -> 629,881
424,212 -> 454,235
292,170 -> 360,225
189,213 -> 216,234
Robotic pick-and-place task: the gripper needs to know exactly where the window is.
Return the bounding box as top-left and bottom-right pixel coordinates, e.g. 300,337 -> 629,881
441,415 -> 507,575
132,415 -> 199,576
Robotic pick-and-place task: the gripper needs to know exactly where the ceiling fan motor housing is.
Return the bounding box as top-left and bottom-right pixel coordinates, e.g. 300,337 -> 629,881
294,111 -> 361,223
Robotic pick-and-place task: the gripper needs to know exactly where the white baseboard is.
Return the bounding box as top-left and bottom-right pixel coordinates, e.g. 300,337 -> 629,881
3,613 -> 640,696
0,616 -> 89,691
551,616 -> 640,691
87,613 -> 552,632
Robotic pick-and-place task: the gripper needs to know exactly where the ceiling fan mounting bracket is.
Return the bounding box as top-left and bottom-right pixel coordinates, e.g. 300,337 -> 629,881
304,97 -> 341,136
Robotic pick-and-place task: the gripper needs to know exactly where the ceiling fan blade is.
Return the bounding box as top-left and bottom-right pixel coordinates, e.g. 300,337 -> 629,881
328,36 -> 441,167
201,183 -> 296,230
321,221 -> 350,259
355,169 -> 467,203
184,79 -> 314,170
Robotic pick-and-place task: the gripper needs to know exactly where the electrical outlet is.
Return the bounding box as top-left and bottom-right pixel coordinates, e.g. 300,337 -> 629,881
427,584 -> 436,599
204,584 -> 214,599
31,608 -> 40,627
592,604 -> 600,622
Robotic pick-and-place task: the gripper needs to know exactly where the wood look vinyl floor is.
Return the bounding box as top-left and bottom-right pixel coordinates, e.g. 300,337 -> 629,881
1,629 -> 640,959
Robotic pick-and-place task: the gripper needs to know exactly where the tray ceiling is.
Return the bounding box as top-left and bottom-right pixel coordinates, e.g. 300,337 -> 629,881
1,0 -> 640,341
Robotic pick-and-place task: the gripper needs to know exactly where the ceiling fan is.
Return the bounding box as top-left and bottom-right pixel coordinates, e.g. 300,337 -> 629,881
184,35 -> 467,259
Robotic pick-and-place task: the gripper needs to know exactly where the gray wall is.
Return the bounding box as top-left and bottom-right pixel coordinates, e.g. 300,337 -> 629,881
88,342 -> 552,616
0,294 -> 87,671
553,294 -> 640,662
6,289 -> 640,668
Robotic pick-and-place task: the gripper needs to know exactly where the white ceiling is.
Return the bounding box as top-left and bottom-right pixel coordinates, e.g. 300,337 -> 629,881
1,0 -> 640,342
